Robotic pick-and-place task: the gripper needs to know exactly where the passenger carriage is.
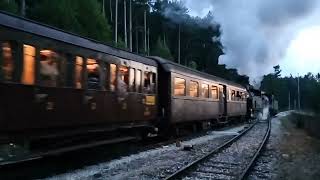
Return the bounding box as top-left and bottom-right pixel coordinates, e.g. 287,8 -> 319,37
150,57 -> 248,132
0,12 -> 158,146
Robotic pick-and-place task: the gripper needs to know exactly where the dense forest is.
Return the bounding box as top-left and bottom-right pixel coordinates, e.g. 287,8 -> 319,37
0,0 -> 249,85
1,0 -> 319,112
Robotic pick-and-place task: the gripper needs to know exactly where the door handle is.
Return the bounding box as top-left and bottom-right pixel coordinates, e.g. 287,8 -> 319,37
34,93 -> 48,103
84,95 -> 93,104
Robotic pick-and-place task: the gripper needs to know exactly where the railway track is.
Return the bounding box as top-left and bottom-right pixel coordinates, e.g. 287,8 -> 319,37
164,118 -> 271,180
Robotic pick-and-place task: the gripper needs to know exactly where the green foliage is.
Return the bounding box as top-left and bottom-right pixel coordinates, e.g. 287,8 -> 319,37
115,37 -> 128,50
0,0 -> 247,86
151,37 -> 173,60
28,0 -> 112,42
188,61 -> 197,69
0,0 -> 18,14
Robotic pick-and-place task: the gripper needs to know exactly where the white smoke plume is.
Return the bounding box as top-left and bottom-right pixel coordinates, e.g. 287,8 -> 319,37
180,0 -> 320,83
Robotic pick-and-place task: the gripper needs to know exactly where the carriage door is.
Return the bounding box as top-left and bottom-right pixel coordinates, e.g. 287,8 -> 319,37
117,63 -> 130,123
219,85 -> 227,116
84,58 -> 104,122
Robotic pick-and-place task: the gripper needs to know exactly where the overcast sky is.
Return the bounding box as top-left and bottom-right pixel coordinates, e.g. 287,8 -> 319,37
181,0 -> 320,80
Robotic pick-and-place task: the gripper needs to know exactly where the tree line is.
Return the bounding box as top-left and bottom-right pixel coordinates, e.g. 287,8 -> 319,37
0,0 -> 249,85
261,65 -> 320,113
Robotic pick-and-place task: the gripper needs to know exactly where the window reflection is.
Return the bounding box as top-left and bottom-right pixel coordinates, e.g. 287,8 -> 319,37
174,77 -> 186,96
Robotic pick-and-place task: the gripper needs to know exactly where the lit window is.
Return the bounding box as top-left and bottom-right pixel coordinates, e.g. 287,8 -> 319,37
39,49 -> 59,87
87,58 -> 100,90
110,64 -> 117,91
21,44 -> 35,85
74,56 -> 83,89
174,77 -> 186,96
1,42 -> 14,81
136,69 -> 142,93
202,83 -> 209,98
212,86 -> 218,99
129,68 -> 135,92
189,81 -> 199,97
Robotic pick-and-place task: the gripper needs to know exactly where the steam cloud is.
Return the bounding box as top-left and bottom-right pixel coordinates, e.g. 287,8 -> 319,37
180,0 -> 320,83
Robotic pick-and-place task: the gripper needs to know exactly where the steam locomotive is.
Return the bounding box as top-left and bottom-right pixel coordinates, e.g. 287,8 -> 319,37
0,12 -> 270,151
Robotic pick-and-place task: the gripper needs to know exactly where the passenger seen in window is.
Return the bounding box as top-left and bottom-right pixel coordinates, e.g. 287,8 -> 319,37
39,50 -> 59,87
117,66 -> 129,101
87,59 -> 100,90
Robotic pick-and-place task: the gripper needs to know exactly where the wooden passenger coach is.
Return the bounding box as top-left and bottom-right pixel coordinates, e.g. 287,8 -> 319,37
151,57 -> 248,129
0,12 -> 158,144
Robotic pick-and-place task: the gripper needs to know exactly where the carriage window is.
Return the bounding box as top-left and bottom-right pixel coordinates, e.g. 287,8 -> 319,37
21,45 -> 36,85
119,66 -> 129,91
212,86 -> 218,99
129,68 -> 135,91
86,58 -> 100,90
136,69 -> 142,93
202,83 -> 209,98
174,77 -> 186,96
74,56 -> 83,89
230,90 -> 236,101
189,81 -> 199,97
110,64 -> 117,91
144,72 -> 156,94
1,42 -> 14,81
39,50 -> 59,87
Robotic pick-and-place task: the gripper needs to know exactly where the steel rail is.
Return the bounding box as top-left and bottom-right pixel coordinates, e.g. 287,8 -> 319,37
238,118 -> 271,180
164,120 -> 259,180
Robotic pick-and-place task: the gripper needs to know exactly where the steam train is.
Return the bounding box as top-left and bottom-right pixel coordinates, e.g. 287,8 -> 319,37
0,12 -> 267,151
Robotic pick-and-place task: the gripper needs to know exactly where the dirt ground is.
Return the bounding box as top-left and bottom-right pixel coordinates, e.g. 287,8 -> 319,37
250,112 -> 320,180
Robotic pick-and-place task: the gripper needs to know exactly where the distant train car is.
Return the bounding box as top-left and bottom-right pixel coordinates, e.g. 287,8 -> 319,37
150,57 -> 248,132
247,88 -> 278,118
0,12 -> 158,146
